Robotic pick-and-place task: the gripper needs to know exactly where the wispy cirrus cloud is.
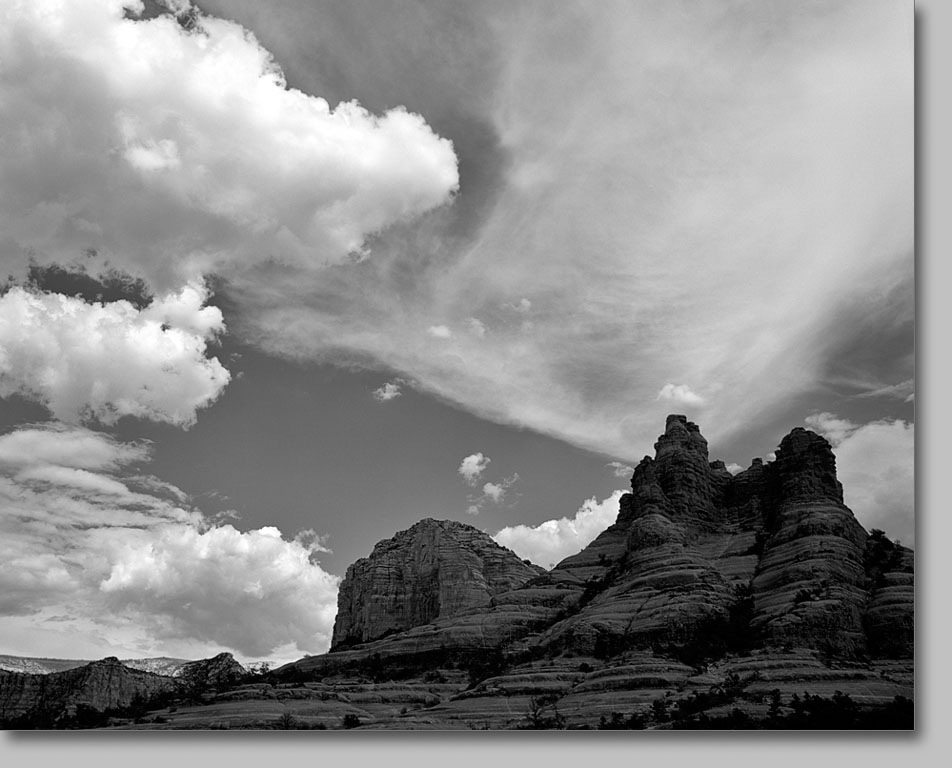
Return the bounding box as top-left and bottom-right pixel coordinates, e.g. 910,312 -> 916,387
228,0 -> 911,467
854,378 -> 915,402
607,461 -> 634,479
467,473 -> 520,515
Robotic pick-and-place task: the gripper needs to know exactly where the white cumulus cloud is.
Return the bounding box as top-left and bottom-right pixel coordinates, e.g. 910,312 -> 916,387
0,284 -> 230,427
657,383 -> 706,407
0,423 -> 340,658
805,413 -> 914,546
458,452 -> 490,485
0,0 -> 458,287
494,490 -> 624,569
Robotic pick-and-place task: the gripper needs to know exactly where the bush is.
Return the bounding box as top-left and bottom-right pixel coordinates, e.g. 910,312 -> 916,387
519,695 -> 565,730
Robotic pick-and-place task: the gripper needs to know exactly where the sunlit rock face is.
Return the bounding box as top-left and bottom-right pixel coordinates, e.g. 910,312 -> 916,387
331,518 -> 544,649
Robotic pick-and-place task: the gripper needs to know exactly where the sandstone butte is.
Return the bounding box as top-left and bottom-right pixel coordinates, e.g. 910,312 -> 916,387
0,416 -> 914,729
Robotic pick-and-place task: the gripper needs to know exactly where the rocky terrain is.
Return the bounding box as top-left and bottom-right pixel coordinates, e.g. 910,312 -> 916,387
0,415 -> 914,729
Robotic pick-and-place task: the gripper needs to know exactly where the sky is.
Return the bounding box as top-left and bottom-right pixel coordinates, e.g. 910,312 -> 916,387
0,0 -> 913,665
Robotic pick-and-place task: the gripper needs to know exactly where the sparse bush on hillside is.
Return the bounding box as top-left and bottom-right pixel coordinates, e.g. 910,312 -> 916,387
518,694 -> 565,730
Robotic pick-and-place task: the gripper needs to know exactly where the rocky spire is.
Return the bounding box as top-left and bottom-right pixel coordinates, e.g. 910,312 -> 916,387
773,427 -> 844,504
626,414 -> 720,528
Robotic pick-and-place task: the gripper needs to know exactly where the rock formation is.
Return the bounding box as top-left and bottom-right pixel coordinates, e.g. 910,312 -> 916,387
282,414 -> 913,728
179,653 -> 247,691
332,518 -> 544,648
0,657 -> 178,724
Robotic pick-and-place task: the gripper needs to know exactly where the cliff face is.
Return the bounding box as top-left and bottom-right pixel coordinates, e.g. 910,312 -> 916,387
0,657 -> 178,723
331,518 -> 544,648
0,652 -> 248,725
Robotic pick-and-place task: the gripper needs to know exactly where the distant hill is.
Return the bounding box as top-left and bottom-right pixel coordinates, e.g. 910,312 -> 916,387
0,654 -> 190,677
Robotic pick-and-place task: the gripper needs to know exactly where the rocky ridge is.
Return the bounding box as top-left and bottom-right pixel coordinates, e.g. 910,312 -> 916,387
0,654 -> 189,677
0,652 -> 247,726
0,657 -> 178,724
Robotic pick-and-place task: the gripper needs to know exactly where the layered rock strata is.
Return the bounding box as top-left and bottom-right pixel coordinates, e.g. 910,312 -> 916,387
331,518 -> 544,648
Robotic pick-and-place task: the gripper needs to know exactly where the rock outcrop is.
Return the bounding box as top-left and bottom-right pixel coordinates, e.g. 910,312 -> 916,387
332,518 -> 544,648
0,657 -> 178,724
179,653 -> 247,691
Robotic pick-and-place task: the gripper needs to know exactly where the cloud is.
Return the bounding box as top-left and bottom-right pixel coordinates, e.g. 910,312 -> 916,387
1,0 -> 910,479
607,461 -> 634,479
482,482 -> 506,503
99,523 -> 340,657
725,463 -> 744,475
467,318 -> 487,338
229,0 -> 911,468
0,283 -> 229,427
0,422 -> 149,470
855,378 -> 915,402
478,473 -> 519,506
803,413 -> 914,545
804,412 -> 860,446
458,452 -> 490,485
465,473 -> 519,515
372,381 -> 402,402
427,325 -> 453,339
657,383 -> 706,407
494,490 -> 625,569
0,0 -> 458,288
0,423 -> 340,658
